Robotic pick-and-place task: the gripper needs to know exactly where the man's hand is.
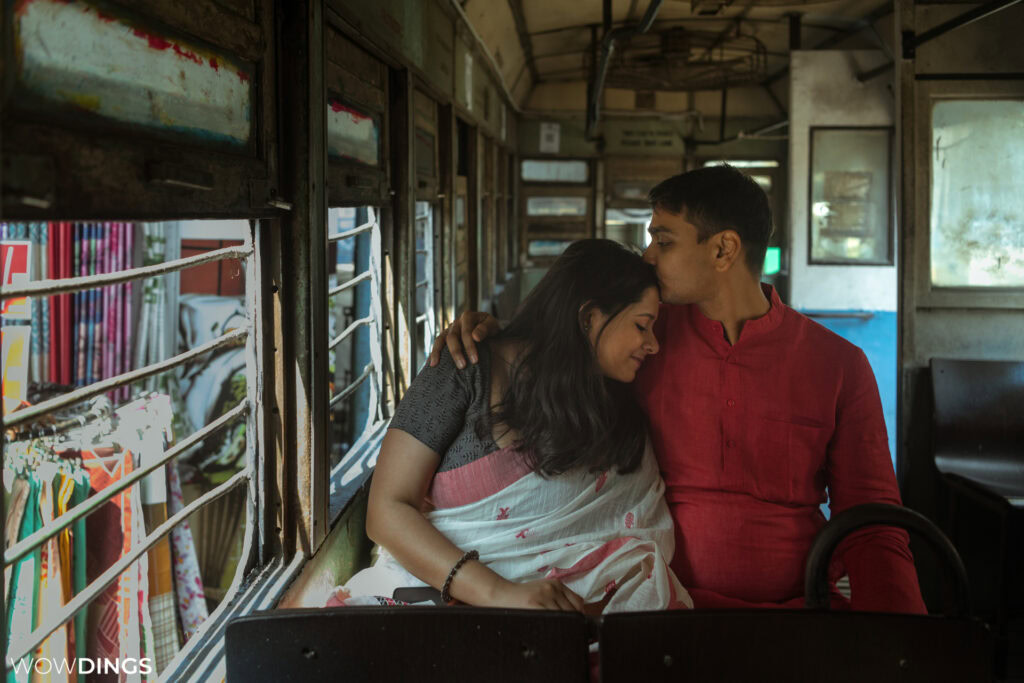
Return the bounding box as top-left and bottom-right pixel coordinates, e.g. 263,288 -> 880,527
429,311 -> 500,369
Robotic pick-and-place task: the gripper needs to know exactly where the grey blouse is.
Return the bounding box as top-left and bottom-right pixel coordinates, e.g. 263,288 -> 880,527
389,343 -> 503,472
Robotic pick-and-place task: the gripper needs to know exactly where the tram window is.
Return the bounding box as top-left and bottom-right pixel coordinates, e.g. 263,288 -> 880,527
326,208 -> 384,471
605,208 -> 653,248
930,99 -> 1024,288
1,219 -> 258,676
521,160 -> 588,183
527,240 -> 573,258
414,201 -> 438,370
704,160 -> 780,168
526,196 -> 587,217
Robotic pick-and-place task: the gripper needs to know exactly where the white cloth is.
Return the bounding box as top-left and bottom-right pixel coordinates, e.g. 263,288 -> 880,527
338,441 -> 691,612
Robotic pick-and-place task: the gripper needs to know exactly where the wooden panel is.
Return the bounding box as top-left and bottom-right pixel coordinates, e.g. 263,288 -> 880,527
108,0 -> 264,61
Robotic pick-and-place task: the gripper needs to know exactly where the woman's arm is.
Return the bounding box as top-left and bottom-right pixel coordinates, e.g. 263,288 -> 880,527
366,428 -> 584,611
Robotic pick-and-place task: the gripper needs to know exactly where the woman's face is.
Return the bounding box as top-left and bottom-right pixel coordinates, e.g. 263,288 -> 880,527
587,287 -> 661,382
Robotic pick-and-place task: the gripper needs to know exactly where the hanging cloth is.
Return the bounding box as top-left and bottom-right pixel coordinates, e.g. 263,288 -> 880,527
7,479 -> 41,683
35,467 -> 71,683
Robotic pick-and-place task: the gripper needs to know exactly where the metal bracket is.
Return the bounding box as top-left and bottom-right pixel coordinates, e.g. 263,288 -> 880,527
147,161 -> 215,191
249,179 -> 293,211
2,154 -> 55,211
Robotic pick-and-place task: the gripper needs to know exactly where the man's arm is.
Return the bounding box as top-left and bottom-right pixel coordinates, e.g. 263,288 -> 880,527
427,311 -> 501,368
826,348 -> 927,614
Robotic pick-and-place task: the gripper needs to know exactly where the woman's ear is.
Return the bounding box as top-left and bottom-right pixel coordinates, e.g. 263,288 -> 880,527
578,302 -> 595,335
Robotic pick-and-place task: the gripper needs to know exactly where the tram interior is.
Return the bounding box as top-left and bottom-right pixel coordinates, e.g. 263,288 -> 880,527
1,0 -> 1022,680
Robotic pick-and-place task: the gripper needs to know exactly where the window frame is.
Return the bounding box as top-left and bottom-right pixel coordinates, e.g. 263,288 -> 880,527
806,126 -> 895,268
913,80 -> 1024,309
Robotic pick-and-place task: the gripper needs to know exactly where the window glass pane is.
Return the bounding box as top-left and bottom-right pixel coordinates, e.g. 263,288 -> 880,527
809,128 -> 891,265
527,240 -> 573,257
327,101 -> 380,166
521,160 -> 588,183
605,208 -> 652,248
611,180 -> 654,201
750,174 -> 772,193
704,160 -> 779,168
931,100 -> 1024,287
15,0 -> 253,145
526,196 -> 587,217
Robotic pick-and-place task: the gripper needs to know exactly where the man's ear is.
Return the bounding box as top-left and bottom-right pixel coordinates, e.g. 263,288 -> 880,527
713,230 -> 742,272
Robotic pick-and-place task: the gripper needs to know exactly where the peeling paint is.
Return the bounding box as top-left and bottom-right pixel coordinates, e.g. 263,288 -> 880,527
16,0 -> 253,144
327,100 -> 379,166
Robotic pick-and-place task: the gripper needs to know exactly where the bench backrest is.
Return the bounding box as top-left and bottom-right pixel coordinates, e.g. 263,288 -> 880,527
930,358 -> 1024,442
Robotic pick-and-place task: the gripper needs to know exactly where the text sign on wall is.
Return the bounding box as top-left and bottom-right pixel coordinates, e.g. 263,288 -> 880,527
1,241 -> 32,320
604,121 -> 685,156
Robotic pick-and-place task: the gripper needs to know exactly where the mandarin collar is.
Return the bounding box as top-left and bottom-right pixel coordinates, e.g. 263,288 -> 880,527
688,283 -> 786,350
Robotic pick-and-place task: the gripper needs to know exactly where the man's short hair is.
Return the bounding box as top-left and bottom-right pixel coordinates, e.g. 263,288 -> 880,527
648,165 -> 773,275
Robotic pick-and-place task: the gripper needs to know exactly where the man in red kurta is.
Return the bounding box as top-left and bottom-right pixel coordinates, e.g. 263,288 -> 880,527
435,165 -> 925,613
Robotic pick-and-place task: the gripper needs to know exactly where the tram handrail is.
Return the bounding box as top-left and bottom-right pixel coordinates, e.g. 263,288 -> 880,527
804,502 -> 971,616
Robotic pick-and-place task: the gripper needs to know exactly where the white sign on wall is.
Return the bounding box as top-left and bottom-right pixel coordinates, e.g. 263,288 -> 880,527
539,122 -> 561,154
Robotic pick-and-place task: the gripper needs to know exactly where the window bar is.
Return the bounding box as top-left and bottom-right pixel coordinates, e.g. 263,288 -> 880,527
329,363 -> 374,408
368,218 -> 386,416
327,220 -> 375,243
0,245 -> 251,301
4,401 -> 249,569
328,315 -> 373,351
3,328 -> 248,429
415,314 -> 428,325
416,279 -> 430,289
328,269 -> 372,298
6,467 -> 251,667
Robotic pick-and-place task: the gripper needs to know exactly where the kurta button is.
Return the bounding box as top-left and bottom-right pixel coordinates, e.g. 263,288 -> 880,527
726,439 -> 736,448
726,399 -> 736,407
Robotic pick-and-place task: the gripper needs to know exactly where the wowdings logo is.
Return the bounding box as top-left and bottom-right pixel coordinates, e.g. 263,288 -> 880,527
6,657 -> 155,676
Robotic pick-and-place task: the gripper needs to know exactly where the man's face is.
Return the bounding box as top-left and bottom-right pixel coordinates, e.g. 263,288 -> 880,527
642,207 -> 717,305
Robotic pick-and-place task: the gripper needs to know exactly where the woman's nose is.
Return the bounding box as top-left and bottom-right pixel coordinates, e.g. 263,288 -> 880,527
642,243 -> 656,264
644,332 -> 659,355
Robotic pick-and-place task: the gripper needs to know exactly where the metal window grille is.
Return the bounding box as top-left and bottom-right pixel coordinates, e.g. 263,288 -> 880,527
1,222 -> 261,671
414,201 -> 438,370
326,208 -> 386,492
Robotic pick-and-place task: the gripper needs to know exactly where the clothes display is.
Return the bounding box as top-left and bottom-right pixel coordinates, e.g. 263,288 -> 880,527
0,222 -> 135,402
3,395 -> 209,683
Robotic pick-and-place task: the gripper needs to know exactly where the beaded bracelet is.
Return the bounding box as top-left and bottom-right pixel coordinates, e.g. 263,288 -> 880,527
440,549 -> 479,604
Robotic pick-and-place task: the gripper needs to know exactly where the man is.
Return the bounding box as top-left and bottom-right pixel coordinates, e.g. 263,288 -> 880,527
432,165 -> 925,613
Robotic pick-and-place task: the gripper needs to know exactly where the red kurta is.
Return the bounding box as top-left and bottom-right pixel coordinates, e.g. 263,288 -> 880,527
637,285 -> 926,613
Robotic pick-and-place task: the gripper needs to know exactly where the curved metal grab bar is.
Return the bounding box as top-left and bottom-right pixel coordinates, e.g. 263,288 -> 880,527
804,503 -> 970,616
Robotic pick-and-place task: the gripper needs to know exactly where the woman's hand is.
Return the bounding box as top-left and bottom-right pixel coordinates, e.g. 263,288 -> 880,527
429,311 -> 500,368
485,577 -> 586,612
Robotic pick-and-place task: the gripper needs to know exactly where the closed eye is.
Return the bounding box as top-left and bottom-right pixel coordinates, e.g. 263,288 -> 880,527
635,324 -> 647,332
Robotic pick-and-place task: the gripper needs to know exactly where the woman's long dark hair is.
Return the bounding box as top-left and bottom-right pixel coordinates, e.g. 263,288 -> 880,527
480,239 -> 659,476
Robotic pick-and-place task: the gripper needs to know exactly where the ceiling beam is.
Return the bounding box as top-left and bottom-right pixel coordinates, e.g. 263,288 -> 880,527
763,1 -> 893,86
507,0 -> 540,86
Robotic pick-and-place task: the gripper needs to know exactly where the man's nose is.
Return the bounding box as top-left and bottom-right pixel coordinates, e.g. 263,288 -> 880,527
642,243 -> 655,264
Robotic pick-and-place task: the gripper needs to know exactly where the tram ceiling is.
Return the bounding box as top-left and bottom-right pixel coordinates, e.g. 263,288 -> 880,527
469,0 -> 896,103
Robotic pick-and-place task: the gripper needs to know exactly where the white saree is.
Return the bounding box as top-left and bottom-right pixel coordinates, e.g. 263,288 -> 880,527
331,441 -> 691,613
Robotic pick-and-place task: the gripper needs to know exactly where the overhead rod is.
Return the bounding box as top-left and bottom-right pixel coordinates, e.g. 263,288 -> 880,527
586,0 -> 664,140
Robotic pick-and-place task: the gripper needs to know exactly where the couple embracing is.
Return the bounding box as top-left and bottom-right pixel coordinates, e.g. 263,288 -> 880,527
328,164 -> 925,616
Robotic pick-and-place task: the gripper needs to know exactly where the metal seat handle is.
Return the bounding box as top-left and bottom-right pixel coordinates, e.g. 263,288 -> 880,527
804,502 -> 971,617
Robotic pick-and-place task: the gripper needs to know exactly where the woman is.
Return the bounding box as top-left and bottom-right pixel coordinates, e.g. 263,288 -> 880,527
329,239 -> 690,613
